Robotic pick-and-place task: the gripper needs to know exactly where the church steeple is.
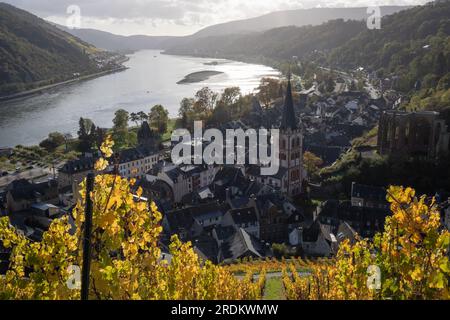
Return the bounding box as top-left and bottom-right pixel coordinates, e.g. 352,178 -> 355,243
280,74 -> 298,131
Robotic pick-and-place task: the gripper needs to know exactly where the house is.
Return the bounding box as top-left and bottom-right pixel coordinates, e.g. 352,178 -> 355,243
254,194 -> 303,243
162,202 -> 230,241
219,228 -> 267,263
351,182 -> 389,210
117,146 -> 160,179
147,162 -> 218,203
222,207 -> 259,238
245,165 -> 287,192
58,156 -> 95,190
5,179 -> 58,213
135,178 -> 173,212
212,166 -> 248,201
317,200 -> 390,238
335,222 -> 357,245
297,221 -> 337,257
30,203 -> 61,218
212,225 -> 236,247
192,234 -> 220,263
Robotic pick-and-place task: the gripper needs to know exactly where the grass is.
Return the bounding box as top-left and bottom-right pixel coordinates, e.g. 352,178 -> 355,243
263,277 -> 285,300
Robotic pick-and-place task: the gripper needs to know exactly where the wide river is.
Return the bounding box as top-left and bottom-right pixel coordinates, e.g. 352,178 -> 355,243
0,50 -> 279,147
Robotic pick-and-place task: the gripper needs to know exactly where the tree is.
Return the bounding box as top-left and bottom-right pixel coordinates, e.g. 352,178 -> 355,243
257,78 -> 281,108
178,98 -> 195,130
112,109 -> 129,150
77,118 -> 96,153
130,112 -> 140,127
39,132 -> 65,152
434,52 -> 447,77
193,87 -> 218,121
0,137 -> 265,300
137,111 -> 148,123
303,152 -> 324,180
94,127 -> 107,151
63,133 -> 73,152
149,105 -> 169,135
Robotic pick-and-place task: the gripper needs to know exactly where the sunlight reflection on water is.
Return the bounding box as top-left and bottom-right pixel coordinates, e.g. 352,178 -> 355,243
0,50 -> 279,147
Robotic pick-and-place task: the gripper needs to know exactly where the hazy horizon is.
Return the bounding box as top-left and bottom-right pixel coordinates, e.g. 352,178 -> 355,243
2,0 -> 430,37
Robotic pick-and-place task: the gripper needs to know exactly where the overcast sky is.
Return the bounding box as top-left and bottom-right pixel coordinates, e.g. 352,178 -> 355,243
3,0 -> 429,36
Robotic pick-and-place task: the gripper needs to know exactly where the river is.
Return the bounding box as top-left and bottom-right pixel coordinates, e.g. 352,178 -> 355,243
0,50 -> 279,147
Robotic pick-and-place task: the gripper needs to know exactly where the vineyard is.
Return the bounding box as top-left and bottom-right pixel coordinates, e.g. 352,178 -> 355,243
0,137 -> 449,300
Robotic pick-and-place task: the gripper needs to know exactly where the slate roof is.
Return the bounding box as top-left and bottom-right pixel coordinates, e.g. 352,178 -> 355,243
227,207 -> 258,226
8,179 -> 58,202
351,183 -> 387,202
213,225 -> 236,242
280,77 -> 299,131
192,234 -> 219,263
165,202 -> 230,235
336,222 -> 357,244
59,157 -> 95,174
220,228 -> 265,261
118,145 -> 158,164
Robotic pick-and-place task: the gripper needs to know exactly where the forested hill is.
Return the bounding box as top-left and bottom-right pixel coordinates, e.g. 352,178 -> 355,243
0,3 -> 99,96
192,6 -> 410,38
328,1 -> 450,92
165,2 -> 450,95
165,19 -> 366,62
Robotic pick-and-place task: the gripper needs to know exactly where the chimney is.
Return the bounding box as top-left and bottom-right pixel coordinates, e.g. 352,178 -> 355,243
225,187 -> 231,203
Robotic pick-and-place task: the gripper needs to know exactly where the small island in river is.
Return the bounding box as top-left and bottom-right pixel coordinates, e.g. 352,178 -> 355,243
177,70 -> 224,84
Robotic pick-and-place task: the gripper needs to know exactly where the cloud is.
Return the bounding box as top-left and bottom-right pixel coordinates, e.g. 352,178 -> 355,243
2,0 -> 430,36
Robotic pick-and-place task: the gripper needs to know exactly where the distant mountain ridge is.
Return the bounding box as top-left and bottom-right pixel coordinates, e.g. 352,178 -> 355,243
193,6 -> 412,38
56,6 -> 411,53
165,1 -> 450,96
55,25 -> 181,53
0,3 -> 99,96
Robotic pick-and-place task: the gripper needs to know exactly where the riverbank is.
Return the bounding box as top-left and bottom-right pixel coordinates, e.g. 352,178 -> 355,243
0,50 -> 279,147
0,65 -> 129,103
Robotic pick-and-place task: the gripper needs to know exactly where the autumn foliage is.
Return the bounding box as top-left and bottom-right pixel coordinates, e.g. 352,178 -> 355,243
0,137 -> 449,300
283,186 -> 450,300
0,136 -> 264,300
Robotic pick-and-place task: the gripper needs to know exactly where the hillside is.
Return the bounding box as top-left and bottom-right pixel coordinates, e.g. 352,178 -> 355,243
55,25 -> 181,53
57,6 -> 410,53
165,19 -> 366,61
327,2 -> 450,93
193,6 -> 410,38
0,3 -> 100,96
166,2 -> 450,96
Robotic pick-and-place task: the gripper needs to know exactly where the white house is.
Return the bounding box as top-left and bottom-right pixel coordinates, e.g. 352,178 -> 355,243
117,146 -> 160,179
146,162 -> 218,203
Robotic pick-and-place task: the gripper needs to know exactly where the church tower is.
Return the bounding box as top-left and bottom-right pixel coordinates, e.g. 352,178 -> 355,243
279,75 -> 303,197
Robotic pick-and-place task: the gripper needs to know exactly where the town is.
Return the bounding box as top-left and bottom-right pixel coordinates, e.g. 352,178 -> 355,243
2,66 -> 450,274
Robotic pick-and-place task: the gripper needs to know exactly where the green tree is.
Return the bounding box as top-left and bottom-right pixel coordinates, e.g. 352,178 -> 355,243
149,105 -> 169,135
130,112 -> 140,127
303,151 -> 324,180
178,98 -> 195,130
257,78 -> 281,108
137,111 -> 148,123
112,109 -> 129,150
77,118 -> 96,153
194,87 -> 218,119
39,132 -> 65,152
